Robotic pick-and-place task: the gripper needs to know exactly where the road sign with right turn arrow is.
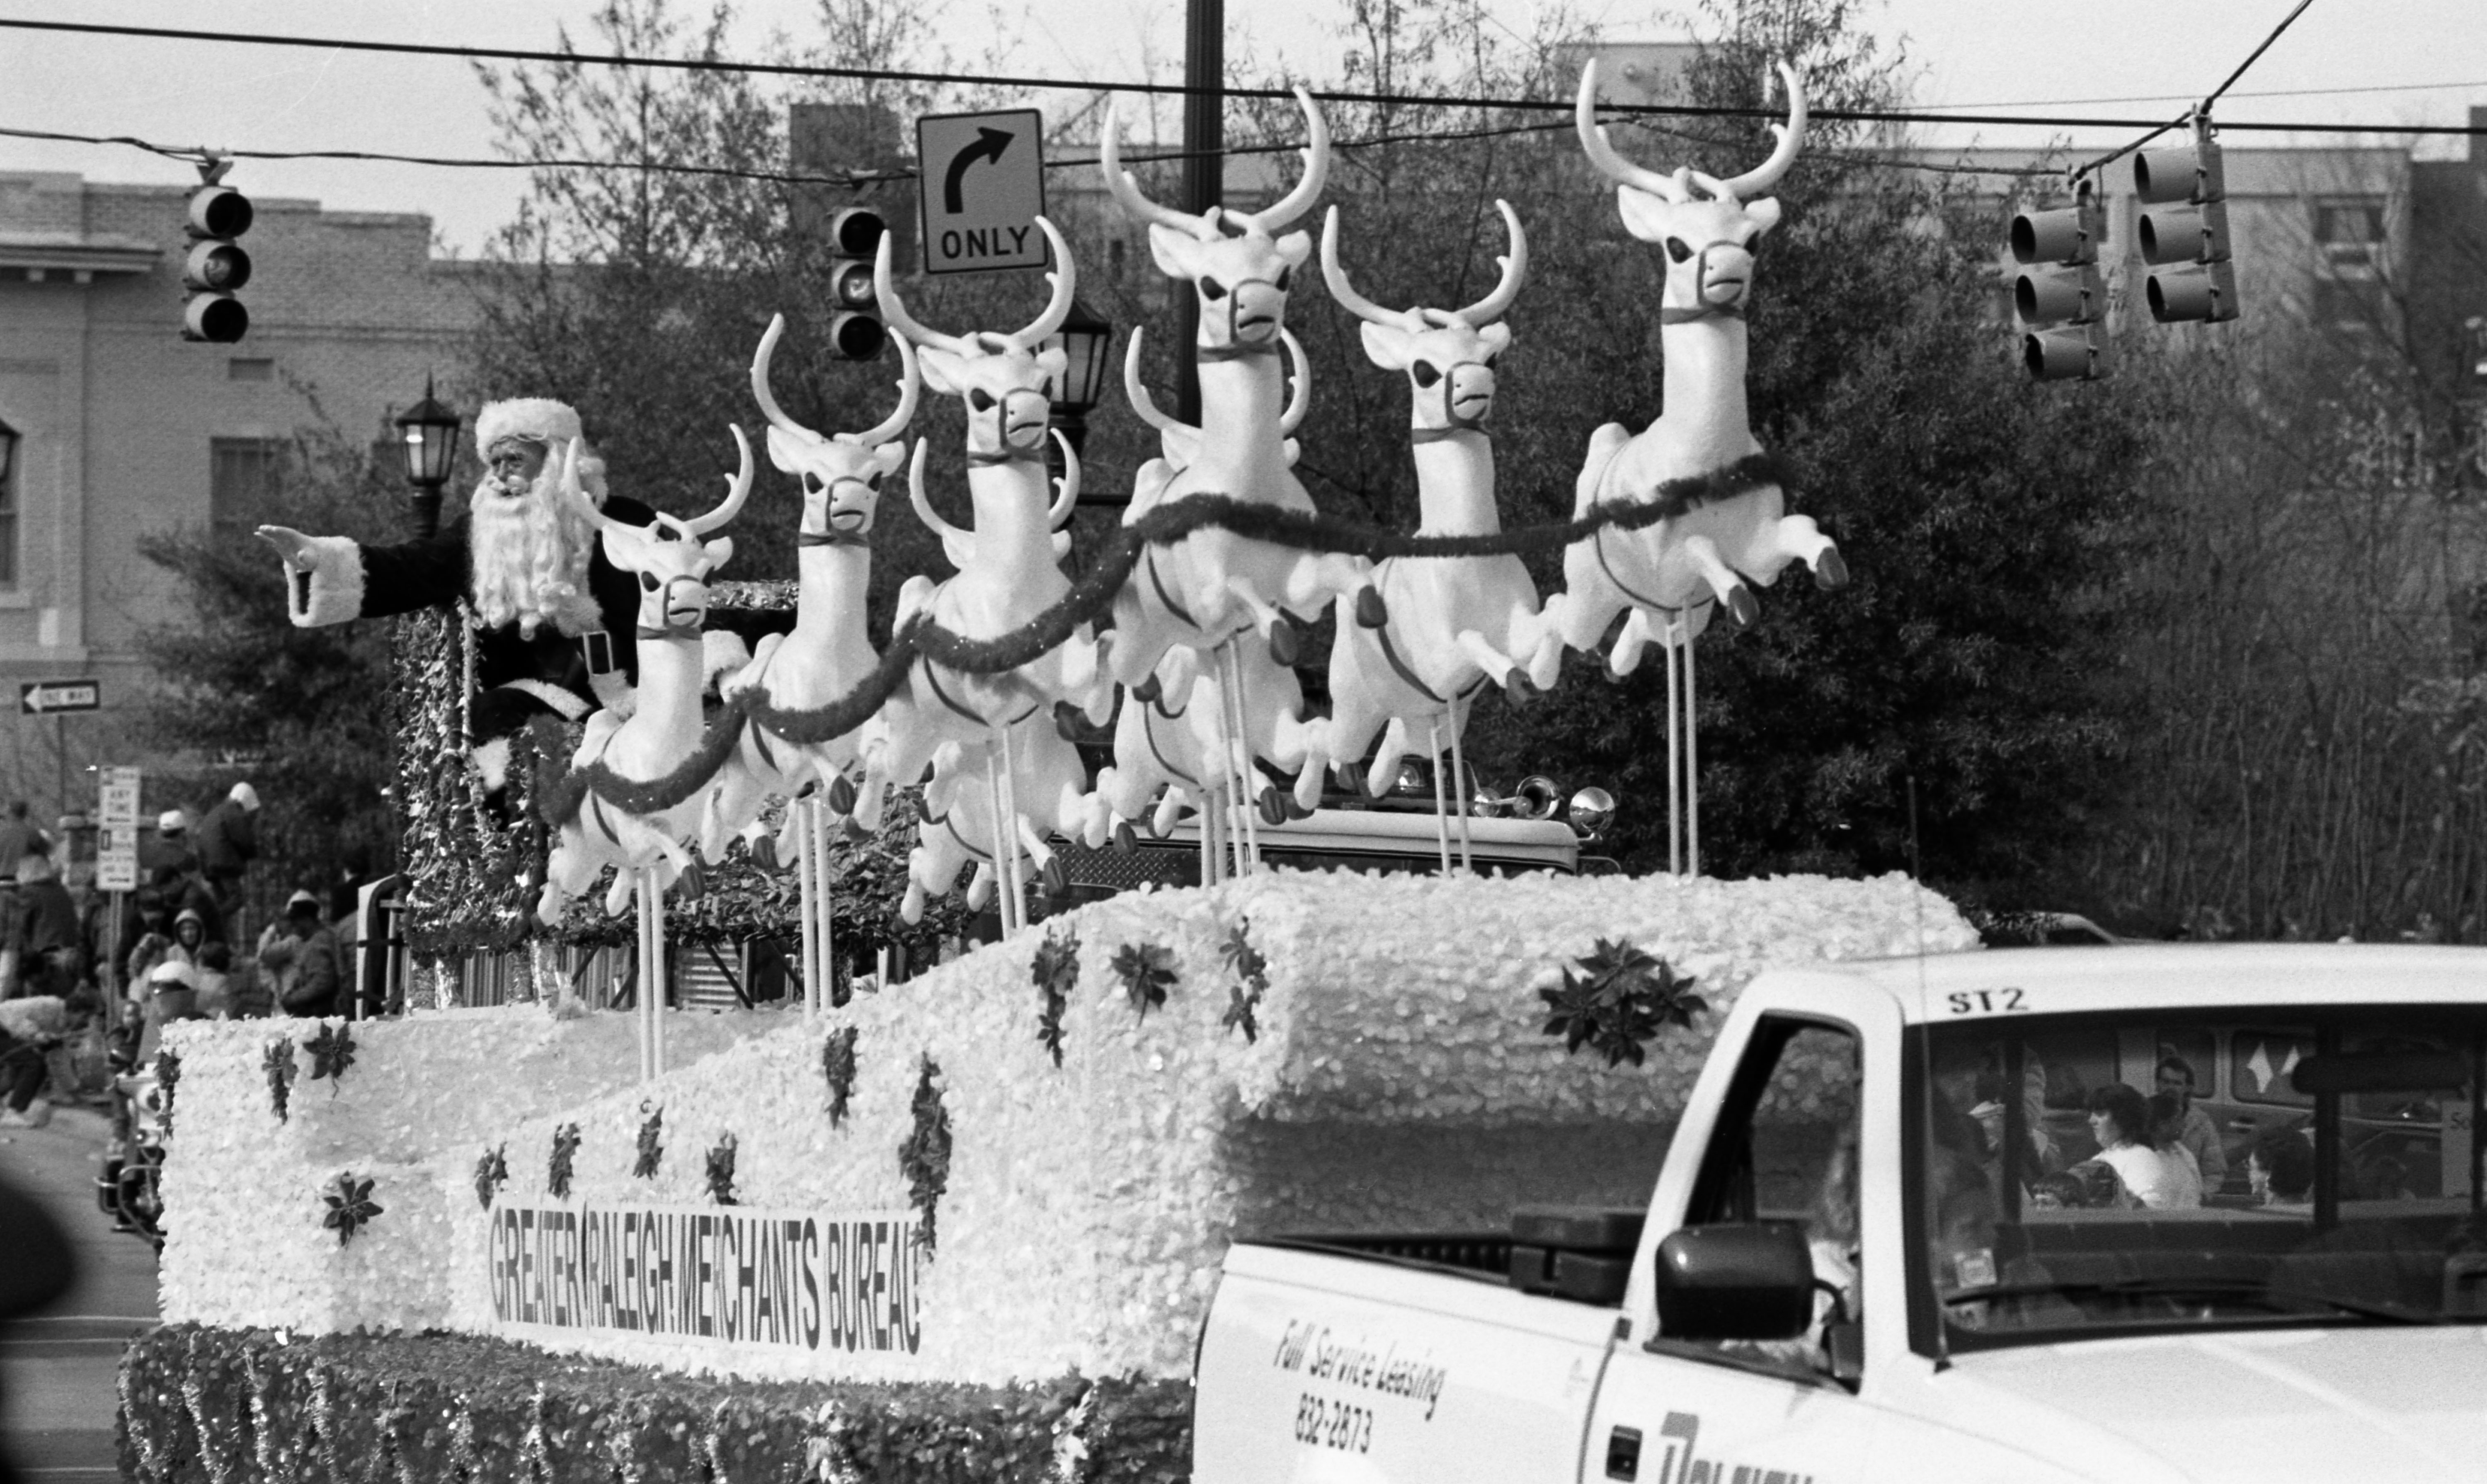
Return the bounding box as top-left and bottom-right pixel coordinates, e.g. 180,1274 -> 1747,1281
915,108 -> 1048,275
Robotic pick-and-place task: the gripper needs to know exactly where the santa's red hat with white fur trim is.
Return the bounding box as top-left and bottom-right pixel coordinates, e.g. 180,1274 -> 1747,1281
474,398 -> 607,502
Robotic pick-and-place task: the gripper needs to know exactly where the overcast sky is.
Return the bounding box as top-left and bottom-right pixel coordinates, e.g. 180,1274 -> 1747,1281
2,0 -> 2480,255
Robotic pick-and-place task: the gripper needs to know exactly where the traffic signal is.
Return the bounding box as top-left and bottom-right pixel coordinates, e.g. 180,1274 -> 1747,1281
824,206 -> 887,360
181,162 -> 252,344
2135,119 -> 2237,325
2010,178 -> 2111,381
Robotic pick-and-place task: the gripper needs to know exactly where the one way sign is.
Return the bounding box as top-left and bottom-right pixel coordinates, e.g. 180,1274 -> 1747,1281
20,679 -> 99,714
915,108 -> 1048,276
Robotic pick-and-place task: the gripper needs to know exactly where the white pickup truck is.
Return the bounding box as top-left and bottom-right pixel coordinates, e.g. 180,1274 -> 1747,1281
1193,944 -> 2487,1483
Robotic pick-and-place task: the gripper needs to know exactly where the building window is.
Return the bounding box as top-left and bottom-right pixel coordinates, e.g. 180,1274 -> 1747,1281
2311,197 -> 2390,330
210,437 -> 286,535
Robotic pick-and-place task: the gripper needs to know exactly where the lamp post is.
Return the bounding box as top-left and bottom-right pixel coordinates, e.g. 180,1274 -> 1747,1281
393,374 -> 461,538
1043,298 -> 1116,504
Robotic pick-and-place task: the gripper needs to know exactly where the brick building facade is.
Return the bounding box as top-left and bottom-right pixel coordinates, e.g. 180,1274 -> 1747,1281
0,171 -> 478,816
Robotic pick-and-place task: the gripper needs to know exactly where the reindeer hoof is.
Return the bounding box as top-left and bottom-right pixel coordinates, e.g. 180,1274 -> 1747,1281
1354,586 -> 1390,629
1131,674 -> 1162,705
1284,791 -> 1313,821
1813,549 -> 1850,590
677,860 -> 707,899
1503,673 -> 1535,706
1266,616 -> 1301,667
844,815 -> 873,842
748,837 -> 779,871
1259,787 -> 1290,827
1112,821 -> 1139,855
1724,586 -> 1759,630
1041,857 -> 1068,895
827,774 -> 858,815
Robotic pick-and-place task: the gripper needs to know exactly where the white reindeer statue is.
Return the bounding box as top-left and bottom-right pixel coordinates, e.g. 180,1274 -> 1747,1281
1096,87 -> 1372,874
1291,200 -> 1561,872
699,314 -> 919,1013
534,432 -> 749,1079
870,218 -> 1114,929
1551,59 -> 1848,875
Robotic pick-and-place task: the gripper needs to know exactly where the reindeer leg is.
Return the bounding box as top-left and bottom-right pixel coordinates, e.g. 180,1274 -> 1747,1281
1363,717 -> 1416,801
1680,533 -> 1759,629
1608,608 -> 1660,678
1453,630 -> 1521,691
1756,513 -> 1846,589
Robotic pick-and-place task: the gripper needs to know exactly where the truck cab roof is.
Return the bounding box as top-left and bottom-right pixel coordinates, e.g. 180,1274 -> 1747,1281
1760,941 -> 2487,1024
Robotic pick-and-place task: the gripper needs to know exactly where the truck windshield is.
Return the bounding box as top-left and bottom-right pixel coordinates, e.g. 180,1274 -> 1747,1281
1915,1007 -> 2487,1348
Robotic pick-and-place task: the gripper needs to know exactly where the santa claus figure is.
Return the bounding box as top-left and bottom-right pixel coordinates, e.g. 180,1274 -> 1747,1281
257,398 -> 659,790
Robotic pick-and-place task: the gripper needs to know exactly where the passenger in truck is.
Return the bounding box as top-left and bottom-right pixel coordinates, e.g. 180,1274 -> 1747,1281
2249,1130 -> 2315,1213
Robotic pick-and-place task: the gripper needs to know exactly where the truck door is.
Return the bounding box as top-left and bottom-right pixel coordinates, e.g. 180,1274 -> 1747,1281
1585,1016 -> 1896,1484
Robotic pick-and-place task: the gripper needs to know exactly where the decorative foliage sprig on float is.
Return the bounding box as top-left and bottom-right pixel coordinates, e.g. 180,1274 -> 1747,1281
320,1173 -> 382,1245
262,1038 -> 295,1122
704,1132 -> 739,1206
546,1123 -> 581,1199
1219,919 -> 1269,1044
822,1027 -> 858,1128
153,1049 -> 180,1134
1031,926 -> 1080,1066
1538,938 -> 1707,1067
473,1144 -> 507,1210
897,1057 -> 951,1250
632,1104 -> 664,1180
1109,942 -> 1175,1022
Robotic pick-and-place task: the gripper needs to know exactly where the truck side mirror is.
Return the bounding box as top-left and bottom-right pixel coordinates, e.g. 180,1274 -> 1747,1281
1652,1222 -> 1815,1342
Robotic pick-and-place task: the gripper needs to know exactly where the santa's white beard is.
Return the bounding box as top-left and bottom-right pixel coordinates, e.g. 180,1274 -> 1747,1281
468,470 -> 596,636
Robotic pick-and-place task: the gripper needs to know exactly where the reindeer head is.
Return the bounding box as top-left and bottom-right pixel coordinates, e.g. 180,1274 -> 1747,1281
873,218 -> 1074,462
1576,59 -> 1805,320
749,313 -> 919,543
1322,199 -> 1526,433
1101,89 -> 1329,354
555,430 -> 749,638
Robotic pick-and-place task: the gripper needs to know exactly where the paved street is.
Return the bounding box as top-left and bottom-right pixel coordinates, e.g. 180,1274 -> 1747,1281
0,1104 -> 159,1483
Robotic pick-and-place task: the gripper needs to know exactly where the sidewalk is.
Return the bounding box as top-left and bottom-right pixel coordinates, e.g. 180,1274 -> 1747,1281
0,1102 -> 160,1481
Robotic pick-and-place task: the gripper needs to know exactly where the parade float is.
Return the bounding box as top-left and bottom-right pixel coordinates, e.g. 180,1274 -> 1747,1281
123,66 -> 1980,1482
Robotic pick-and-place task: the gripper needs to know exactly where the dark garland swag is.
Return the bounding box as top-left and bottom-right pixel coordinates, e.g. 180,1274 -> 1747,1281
536,459 -> 1787,829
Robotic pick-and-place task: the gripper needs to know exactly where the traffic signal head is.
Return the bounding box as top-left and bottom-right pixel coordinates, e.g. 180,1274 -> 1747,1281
825,206 -> 888,360
2134,129 -> 2238,325
180,175 -> 252,344
2010,182 -> 2111,382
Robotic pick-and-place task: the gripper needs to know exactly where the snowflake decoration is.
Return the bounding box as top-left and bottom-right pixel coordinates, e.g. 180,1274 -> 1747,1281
304,1022 -> 357,1086
321,1172 -> 383,1246
704,1132 -> 739,1206
1538,938 -> 1706,1067
1109,941 -> 1176,1021
633,1104 -> 664,1180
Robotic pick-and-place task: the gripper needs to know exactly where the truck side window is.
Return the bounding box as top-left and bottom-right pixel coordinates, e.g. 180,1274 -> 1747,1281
1685,1019 -> 1864,1353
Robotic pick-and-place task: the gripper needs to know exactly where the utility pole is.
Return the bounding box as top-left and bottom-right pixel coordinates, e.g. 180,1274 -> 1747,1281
1175,0 -> 1224,424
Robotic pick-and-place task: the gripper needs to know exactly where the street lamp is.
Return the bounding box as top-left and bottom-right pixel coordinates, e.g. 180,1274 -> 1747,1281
1042,298 -> 1116,504
393,374 -> 462,538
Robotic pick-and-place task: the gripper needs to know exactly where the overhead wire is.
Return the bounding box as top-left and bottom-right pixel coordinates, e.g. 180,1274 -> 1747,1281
0,14 -> 2480,138
2075,0 -> 2325,181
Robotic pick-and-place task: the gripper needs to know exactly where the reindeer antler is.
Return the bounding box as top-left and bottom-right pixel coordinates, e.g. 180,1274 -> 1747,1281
1575,59 -> 1693,204
1278,328 -> 1311,437
851,332 -> 921,446
751,314 -> 818,447
1006,218 -> 1076,350
874,236 -> 972,356
1319,206 -> 1423,331
1101,97 -> 1217,240
553,438 -> 620,535
904,438 -> 964,547
1240,88 -> 1330,233
1451,199 -> 1528,327
1047,430 -> 1080,527
1122,327 -> 1192,437
681,425 -> 754,536
1714,61 -> 1806,200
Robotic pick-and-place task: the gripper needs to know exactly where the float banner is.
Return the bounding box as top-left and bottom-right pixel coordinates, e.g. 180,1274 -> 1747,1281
485,1201 -> 924,1353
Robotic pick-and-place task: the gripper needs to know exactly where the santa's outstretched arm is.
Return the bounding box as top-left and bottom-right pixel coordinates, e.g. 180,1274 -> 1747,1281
257,523 -> 466,627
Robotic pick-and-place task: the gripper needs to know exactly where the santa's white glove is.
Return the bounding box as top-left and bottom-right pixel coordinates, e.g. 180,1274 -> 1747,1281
256,526 -> 365,627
